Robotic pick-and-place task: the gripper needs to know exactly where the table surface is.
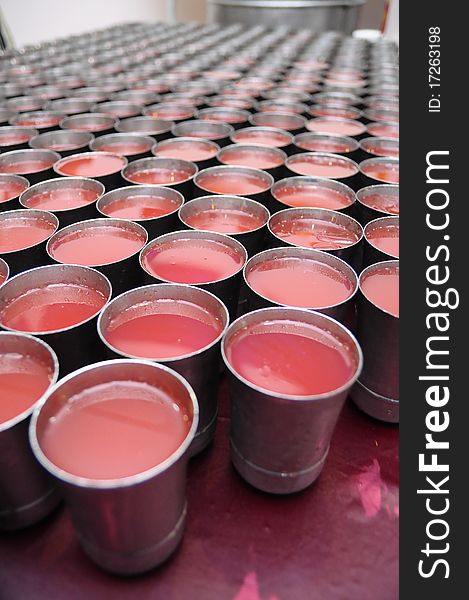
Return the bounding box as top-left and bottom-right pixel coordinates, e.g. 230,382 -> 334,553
0,378 -> 399,600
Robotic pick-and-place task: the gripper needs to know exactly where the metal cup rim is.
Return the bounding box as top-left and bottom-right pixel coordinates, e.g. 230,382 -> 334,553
179,193 -> 270,235
0,263 -> 112,335
0,331 -> 59,432
47,217 -> 148,266
268,206 -> 364,250
140,229 -> 248,285
364,215 -> 399,259
28,358 -> 199,489
97,184 -> 184,222
0,208 -> 59,254
19,176 -> 105,212
194,164 -> 274,195
243,245 -> 359,311
221,306 -> 363,402
97,282 -> 230,363
358,259 -> 399,318
53,151 -> 128,177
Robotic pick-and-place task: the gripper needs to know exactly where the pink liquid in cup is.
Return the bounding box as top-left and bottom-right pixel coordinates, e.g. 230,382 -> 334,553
143,238 -> 243,284
200,111 -> 246,124
361,265 -> 399,317
296,137 -> 354,154
40,380 -> 191,479
362,161 -> 399,184
196,171 -> 269,195
220,147 -> 283,170
311,106 -> 359,119
225,324 -> 355,395
253,115 -> 302,131
0,216 -> 56,253
0,132 -> 31,146
64,120 -> 111,132
101,194 -> 178,220
362,140 -> 399,158
306,118 -> 365,136
56,154 -> 126,178
14,114 -> 62,128
147,107 -> 193,120
0,283 -> 107,332
359,190 -> 399,215
288,155 -> 358,179
366,222 -> 399,257
0,352 -> 54,424
127,165 -> 193,185
274,183 -> 352,210
49,225 -> 145,266
154,141 -> 218,162
0,178 -> 29,204
233,129 -> 291,148
44,142 -> 85,151
24,187 -> 100,211
97,141 -> 150,156
246,256 -> 354,308
272,216 -> 359,250
0,159 -> 54,175
185,208 -> 264,234
368,123 -> 399,139
105,301 -> 222,359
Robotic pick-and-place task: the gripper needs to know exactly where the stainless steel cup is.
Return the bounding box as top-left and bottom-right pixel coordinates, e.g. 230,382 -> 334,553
172,120 -> 234,147
116,116 -> 174,141
0,126 -> 38,153
0,258 -> 8,287
359,156 -> 399,188
29,130 -> 95,157
0,264 -> 112,375
356,184 -> 399,225
249,112 -> 307,134
363,215 -> 399,267
194,165 -> 273,205
196,107 -> 250,130
140,229 -> 247,320
20,177 -> 104,227
0,209 -> 59,275
0,149 -> 61,186
47,218 -> 147,296
216,143 -> 286,181
285,151 -> 361,191
243,246 -> 358,323
60,113 -> 116,137
0,332 -> 60,530
267,207 -> 363,270
54,151 -> 128,191
0,174 -> 29,211
152,137 -> 220,171
270,176 -> 357,216
230,126 -> 294,154
293,132 -> 360,162
222,307 -> 363,494
350,260 -> 399,422
97,185 -> 184,238
29,359 -> 198,575
122,156 -> 198,199
97,284 -> 228,454
178,194 -> 269,257
90,133 -> 154,161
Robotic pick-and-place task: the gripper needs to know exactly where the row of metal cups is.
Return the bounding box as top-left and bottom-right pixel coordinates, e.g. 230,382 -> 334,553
0,146 -> 398,206
0,124 -> 398,167
2,262 -> 395,574
0,184 -> 398,285
0,224 -> 398,419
